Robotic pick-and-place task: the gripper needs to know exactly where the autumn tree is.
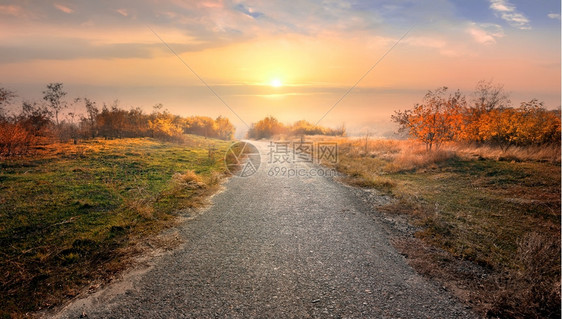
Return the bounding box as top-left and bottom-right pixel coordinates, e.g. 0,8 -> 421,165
515,99 -> 546,145
478,99 -> 561,149
392,87 -> 465,150
182,116 -> 217,138
96,101 -> 128,138
246,117 -> 344,139
290,120 -> 325,136
149,109 -> 183,141
19,101 -> 51,137
0,101 -> 50,157
2,85 -> 240,149
396,82 -> 560,151
462,80 -> 511,142
42,83 -> 68,126
215,116 -> 235,140
477,107 -> 518,150
517,99 -> 561,145
125,107 -> 148,137
247,116 -> 286,139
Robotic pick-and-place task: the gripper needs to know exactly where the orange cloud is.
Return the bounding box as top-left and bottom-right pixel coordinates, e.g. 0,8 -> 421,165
0,5 -> 24,16
54,3 -> 73,14
116,8 -> 128,17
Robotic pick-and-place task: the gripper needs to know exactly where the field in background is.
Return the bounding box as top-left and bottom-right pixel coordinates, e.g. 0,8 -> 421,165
0,136 -> 231,317
316,136 -> 560,318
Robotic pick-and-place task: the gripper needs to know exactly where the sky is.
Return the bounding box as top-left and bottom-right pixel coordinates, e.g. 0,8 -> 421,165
0,0 -> 560,137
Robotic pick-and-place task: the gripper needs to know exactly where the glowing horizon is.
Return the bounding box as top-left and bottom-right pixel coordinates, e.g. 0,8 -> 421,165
270,79 -> 283,88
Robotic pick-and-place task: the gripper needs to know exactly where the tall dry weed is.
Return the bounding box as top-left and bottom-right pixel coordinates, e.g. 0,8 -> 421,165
488,232 -> 561,318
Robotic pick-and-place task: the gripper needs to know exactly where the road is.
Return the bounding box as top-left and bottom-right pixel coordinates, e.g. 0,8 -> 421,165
53,141 -> 476,318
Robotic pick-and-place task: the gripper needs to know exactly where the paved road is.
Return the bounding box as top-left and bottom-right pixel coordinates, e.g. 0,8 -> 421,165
53,141 -> 476,318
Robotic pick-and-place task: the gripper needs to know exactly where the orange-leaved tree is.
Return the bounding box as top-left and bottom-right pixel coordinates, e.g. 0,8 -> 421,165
478,99 -> 561,149
460,80 -> 511,142
247,116 -> 286,139
392,87 -> 465,150
215,116 -> 235,140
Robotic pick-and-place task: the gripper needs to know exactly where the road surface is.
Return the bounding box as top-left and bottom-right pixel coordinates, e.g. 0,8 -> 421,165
53,141 -> 476,318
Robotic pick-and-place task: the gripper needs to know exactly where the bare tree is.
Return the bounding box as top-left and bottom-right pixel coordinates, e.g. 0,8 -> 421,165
363,130 -> 371,155
42,82 -> 68,126
0,87 -> 16,119
337,123 -> 347,137
472,80 -> 510,112
76,97 -> 99,138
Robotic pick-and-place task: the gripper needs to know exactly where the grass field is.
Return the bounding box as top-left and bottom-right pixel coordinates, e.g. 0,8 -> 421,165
0,136 -> 232,317
319,137 -> 561,318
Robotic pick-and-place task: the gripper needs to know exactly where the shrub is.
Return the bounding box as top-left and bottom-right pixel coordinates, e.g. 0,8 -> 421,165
0,122 -> 39,157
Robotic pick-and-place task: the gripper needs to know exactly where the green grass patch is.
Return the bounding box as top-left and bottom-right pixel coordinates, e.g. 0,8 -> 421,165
0,136 -> 232,317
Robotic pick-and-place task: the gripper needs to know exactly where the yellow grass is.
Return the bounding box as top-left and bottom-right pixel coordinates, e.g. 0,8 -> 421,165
312,136 -> 560,174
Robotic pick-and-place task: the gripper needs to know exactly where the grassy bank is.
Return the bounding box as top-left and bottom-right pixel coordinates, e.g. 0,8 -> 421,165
0,136 -> 231,317
322,137 -> 561,318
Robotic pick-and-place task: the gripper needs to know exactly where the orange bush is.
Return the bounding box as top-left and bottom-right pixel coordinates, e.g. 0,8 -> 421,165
0,122 -> 39,157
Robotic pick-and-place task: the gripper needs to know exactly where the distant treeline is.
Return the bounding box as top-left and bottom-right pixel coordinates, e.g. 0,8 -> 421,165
392,81 -> 561,150
247,117 -> 346,139
0,83 -> 235,156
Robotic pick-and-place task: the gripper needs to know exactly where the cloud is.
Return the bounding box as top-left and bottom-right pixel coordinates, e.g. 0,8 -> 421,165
0,0 -> 519,63
0,38 -> 220,63
116,8 -> 128,17
0,0 -> 455,42
468,28 -> 495,44
233,3 -> 265,19
490,0 -> 514,12
0,4 -> 24,16
406,36 -> 447,49
467,23 -> 503,44
547,13 -> 561,20
489,0 -> 531,30
403,36 -> 469,57
54,3 -> 73,14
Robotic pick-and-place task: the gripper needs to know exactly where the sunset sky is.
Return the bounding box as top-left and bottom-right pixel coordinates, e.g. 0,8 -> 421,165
0,0 -> 560,136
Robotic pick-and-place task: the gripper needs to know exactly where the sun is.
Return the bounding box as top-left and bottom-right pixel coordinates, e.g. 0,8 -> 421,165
270,78 -> 282,87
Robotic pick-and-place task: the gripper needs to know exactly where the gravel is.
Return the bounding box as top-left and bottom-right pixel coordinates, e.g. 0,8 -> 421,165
52,141 -> 477,318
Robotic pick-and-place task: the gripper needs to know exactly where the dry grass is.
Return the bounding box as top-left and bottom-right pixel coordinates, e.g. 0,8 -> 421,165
313,135 -> 560,167
172,170 -> 207,190
315,137 -> 457,172
489,232 -> 561,318
327,138 -> 458,190
313,136 -> 561,318
450,143 -> 561,163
